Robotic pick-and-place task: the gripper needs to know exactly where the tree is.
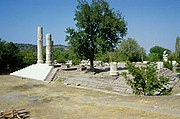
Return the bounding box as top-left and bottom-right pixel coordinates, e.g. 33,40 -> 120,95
20,49 -> 36,66
148,53 -> 159,62
175,36 -> 180,62
53,49 -> 79,65
116,38 -> 146,62
0,40 -> 23,74
65,0 -> 127,69
122,62 -> 171,95
149,46 -> 171,61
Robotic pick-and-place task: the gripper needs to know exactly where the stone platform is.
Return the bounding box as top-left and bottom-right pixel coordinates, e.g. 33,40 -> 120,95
10,64 -> 54,81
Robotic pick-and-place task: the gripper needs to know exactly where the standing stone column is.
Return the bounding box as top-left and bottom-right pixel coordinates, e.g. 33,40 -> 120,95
51,40 -> 54,63
37,26 -> 43,64
46,34 -> 52,65
110,62 -> 119,76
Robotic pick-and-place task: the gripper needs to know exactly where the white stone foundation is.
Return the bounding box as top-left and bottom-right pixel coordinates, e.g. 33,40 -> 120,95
10,64 -> 53,81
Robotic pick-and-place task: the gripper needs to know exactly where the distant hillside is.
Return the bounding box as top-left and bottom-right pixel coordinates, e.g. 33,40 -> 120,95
15,43 -> 36,51
15,43 -> 68,51
53,44 -> 69,51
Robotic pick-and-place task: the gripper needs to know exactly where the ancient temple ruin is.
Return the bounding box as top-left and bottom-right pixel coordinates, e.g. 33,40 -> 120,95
10,26 -> 54,81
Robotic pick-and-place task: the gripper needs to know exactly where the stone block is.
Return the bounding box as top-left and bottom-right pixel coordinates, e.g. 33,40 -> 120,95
110,62 -> 119,76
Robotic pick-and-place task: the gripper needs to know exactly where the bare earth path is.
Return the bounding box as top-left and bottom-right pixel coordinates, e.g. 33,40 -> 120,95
0,75 -> 180,119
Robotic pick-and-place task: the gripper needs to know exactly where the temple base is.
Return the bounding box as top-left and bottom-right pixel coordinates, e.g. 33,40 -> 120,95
37,60 -> 44,64
10,64 -> 53,81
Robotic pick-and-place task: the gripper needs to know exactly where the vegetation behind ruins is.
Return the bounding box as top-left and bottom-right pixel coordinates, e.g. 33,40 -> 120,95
65,0 -> 128,69
0,39 -> 70,74
0,40 -> 23,74
0,36 -> 179,74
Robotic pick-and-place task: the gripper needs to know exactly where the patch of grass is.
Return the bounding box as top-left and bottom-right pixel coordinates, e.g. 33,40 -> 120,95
56,78 -> 67,83
104,87 -> 113,91
12,83 -> 45,91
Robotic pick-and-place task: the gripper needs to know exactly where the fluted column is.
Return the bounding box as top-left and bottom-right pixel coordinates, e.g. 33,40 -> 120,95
37,26 -> 43,64
46,34 -> 52,65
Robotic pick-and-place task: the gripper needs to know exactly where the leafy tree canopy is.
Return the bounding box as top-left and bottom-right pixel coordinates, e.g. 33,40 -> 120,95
0,40 -> 23,74
20,49 -> 36,66
149,46 -> 171,61
66,0 -> 127,68
116,38 -> 146,62
175,36 -> 180,62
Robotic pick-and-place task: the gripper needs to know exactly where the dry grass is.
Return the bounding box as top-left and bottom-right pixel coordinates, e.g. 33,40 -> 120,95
0,75 -> 180,119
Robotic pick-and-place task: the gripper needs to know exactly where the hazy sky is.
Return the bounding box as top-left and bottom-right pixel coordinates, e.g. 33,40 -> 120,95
0,0 -> 180,52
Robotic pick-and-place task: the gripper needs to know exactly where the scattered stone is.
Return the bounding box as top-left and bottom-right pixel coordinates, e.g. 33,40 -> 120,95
67,64 -> 70,68
157,62 -> 164,69
157,68 -> 180,90
79,65 -> 87,71
175,93 -> 180,96
117,62 -> 126,68
143,61 -> 148,64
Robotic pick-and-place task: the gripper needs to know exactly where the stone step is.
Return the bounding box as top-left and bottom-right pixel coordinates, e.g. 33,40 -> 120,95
63,76 -> 132,94
45,68 -> 60,82
67,77 -> 130,88
157,68 -> 179,89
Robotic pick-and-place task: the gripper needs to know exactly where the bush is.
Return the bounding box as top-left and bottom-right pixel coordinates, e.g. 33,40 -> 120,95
122,62 -> 171,96
148,53 -> 160,62
176,68 -> 180,73
164,61 -> 173,71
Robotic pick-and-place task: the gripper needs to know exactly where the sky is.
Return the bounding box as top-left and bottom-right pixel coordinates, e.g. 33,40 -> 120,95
0,0 -> 180,53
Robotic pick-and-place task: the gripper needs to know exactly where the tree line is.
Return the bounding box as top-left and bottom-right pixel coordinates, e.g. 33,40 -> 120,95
0,39 -> 71,74
1,36 -> 179,74
0,40 -> 23,74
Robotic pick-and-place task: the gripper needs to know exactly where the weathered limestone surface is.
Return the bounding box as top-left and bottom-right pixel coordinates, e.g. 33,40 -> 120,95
157,62 -> 164,69
110,62 -> 119,76
46,34 -> 52,65
157,68 -> 180,89
10,64 -> 53,81
37,26 -> 43,64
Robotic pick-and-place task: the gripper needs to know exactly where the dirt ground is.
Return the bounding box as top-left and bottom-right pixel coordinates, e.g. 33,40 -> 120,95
0,74 -> 180,119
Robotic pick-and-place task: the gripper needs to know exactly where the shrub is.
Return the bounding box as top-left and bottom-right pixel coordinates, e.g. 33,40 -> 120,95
122,62 -> 171,96
164,61 -> 173,71
176,68 -> 180,73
